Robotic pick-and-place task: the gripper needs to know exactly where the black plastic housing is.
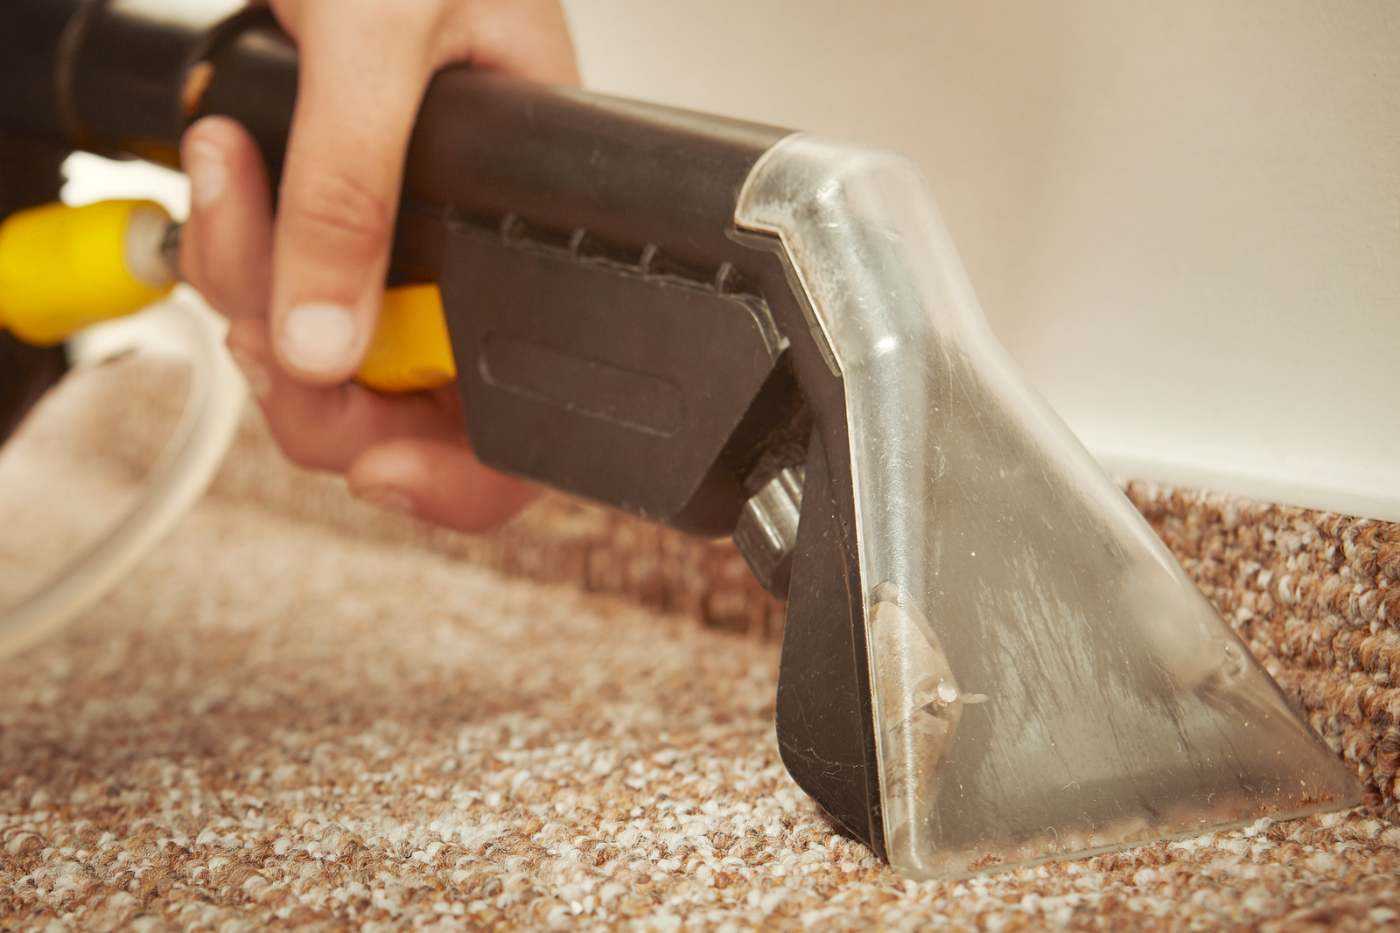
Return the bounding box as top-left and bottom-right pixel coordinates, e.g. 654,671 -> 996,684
0,0 -> 888,861
0,137 -> 70,444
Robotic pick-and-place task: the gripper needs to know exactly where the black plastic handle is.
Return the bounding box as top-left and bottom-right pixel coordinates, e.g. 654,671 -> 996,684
2,0 -> 804,533
0,138 -> 70,443
3,1 -> 789,279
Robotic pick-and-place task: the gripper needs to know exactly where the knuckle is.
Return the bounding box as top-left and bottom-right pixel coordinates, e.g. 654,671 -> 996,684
190,268 -> 259,320
281,170 -> 393,261
187,263 -> 241,319
189,276 -> 240,320
267,416 -> 338,472
182,250 -> 209,298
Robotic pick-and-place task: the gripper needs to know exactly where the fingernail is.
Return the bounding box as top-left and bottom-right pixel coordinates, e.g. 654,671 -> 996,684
185,139 -> 226,209
280,303 -> 359,376
228,347 -> 272,400
353,485 -> 417,516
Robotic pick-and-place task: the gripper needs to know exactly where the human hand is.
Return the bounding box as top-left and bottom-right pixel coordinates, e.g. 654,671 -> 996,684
179,0 -> 578,529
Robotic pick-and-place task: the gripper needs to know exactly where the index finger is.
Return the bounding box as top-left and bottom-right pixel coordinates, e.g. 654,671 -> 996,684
268,8 -> 436,384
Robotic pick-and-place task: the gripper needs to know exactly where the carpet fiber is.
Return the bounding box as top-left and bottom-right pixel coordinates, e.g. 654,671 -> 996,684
1,357 -> 1396,929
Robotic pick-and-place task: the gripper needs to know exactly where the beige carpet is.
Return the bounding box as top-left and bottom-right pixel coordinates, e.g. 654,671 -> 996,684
0,356 -> 1397,929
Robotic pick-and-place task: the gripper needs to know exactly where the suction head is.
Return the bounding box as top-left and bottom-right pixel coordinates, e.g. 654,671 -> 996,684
740,136 -> 1362,879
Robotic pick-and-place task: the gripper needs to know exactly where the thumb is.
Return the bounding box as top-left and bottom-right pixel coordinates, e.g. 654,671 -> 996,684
269,17 -> 435,384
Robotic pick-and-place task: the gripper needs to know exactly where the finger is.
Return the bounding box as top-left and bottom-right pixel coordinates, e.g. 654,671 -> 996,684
180,116 -> 274,319
347,438 -> 539,532
226,317 -> 463,473
445,0 -> 580,85
269,10 -> 437,384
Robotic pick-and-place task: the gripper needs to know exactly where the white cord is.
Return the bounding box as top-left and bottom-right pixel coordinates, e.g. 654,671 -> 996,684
0,298 -> 246,658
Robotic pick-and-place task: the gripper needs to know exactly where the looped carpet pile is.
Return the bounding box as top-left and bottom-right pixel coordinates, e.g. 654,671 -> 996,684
0,356 -> 1396,929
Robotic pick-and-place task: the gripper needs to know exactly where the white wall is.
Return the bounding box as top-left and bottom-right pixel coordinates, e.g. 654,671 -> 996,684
563,1 -> 1400,520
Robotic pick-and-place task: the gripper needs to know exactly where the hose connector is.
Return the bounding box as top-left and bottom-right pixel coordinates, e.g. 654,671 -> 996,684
0,199 -> 176,346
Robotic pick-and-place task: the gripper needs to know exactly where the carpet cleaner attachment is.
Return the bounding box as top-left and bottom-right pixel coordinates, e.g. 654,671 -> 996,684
0,0 -> 1362,880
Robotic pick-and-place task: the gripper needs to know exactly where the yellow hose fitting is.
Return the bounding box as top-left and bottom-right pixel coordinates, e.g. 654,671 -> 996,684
0,200 -> 177,346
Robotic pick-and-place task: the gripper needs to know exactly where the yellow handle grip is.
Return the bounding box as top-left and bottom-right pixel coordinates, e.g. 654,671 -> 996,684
357,284 -> 457,393
0,200 -> 457,393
